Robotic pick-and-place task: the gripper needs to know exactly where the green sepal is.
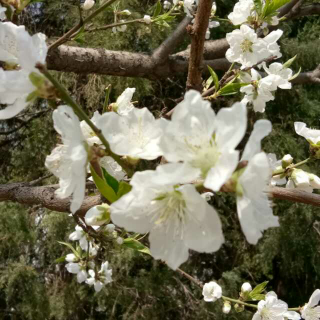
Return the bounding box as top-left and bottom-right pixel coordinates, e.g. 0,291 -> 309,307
123,238 -> 151,255
207,65 -> 219,91
90,165 -> 118,203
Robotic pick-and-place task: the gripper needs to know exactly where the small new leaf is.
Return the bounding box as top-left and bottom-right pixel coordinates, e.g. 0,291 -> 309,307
219,82 -> 248,96
123,238 -> 151,255
283,55 -> 297,69
57,241 -> 79,257
248,281 -> 268,300
207,66 -> 219,91
153,0 -> 162,17
90,165 -> 118,203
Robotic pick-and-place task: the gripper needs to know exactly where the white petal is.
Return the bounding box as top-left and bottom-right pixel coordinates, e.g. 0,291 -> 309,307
241,120 -> 272,161
149,223 -> 189,270
182,185 -> 224,252
204,150 -> 239,192
307,289 -> 320,308
215,102 -> 247,150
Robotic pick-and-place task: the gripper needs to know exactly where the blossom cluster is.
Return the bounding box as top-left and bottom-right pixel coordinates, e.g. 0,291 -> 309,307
202,280 -> 320,320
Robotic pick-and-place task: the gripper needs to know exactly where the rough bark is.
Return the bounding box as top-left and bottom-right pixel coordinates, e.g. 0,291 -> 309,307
0,183 -> 102,215
186,0 -> 213,91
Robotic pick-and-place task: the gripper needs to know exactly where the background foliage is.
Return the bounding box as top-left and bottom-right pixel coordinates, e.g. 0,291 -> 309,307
1,0 -> 320,319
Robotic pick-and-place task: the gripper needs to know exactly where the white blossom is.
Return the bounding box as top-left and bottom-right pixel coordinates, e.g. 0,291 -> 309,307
286,169 -> 320,193
301,289 -> 320,320
69,225 -> 89,250
241,282 -> 252,293
106,223 -> 115,232
0,5 -> 7,20
113,87 -> 136,115
86,261 -> 112,292
0,69 -> 34,119
202,281 -> 222,302
99,156 -> 126,180
85,204 -> 110,226
159,90 -> 247,193
223,301 -> 232,314
236,120 -> 279,244
253,291 -> 301,320
110,163 -> 224,270
163,1 -> 171,10
226,25 -> 282,69
0,21 -> 47,71
267,153 -> 287,186
65,262 -> 88,283
112,20 -> 127,33
0,22 -> 48,119
116,237 -> 124,245
80,111 -> 102,146
262,62 -> 293,90
66,253 -> 77,262
45,106 -> 88,213
184,0 -> 195,17
241,69 -> 276,113
97,107 -> 165,160
143,15 -> 152,24
294,122 -> 320,145
83,0 -> 95,10
228,0 -> 254,26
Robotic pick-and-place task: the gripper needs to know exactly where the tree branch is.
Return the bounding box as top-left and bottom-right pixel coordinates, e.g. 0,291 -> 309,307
152,16 -> 192,64
186,0 -> 213,91
0,183 -> 102,215
270,187 -> 320,207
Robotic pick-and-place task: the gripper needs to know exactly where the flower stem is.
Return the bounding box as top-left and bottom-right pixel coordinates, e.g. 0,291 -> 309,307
272,158 -> 310,176
222,296 -> 258,309
38,64 -> 134,177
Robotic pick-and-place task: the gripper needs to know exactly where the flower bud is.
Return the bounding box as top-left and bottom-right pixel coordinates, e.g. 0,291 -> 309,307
291,169 -> 310,188
202,281 -> 222,302
83,0 -> 94,10
85,204 -> 110,226
241,282 -> 252,293
116,237 -> 124,245
121,9 -> 131,15
308,174 -> 320,189
281,154 -> 293,168
106,223 -> 116,232
143,15 -> 151,24
223,301 -> 231,314
66,253 -> 77,262
234,303 -> 244,313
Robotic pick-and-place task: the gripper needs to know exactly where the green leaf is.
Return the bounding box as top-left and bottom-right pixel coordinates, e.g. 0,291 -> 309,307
153,0 -> 162,17
29,72 -> 45,88
219,82 -> 248,96
73,26 -> 85,44
253,0 -> 263,14
207,66 -> 219,91
55,256 -> 66,263
204,76 -> 213,91
57,241 -> 79,257
26,91 -> 38,103
102,167 -> 119,194
117,181 -> 132,199
289,67 -> 301,81
283,55 -> 297,68
123,238 -> 151,255
90,165 -> 118,203
248,281 -> 268,300
249,293 -> 266,301
262,0 -> 291,18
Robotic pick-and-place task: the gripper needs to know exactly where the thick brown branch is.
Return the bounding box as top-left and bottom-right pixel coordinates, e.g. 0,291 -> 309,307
186,0 -> 213,91
0,183 -> 102,215
270,187 -> 320,207
152,16 -> 192,63
285,3 -> 320,20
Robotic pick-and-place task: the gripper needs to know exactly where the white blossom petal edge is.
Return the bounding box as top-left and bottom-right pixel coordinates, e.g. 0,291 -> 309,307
301,289 -> 320,320
45,106 -> 88,213
97,107 -> 164,160
110,163 -> 224,270
202,282 -> 222,302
